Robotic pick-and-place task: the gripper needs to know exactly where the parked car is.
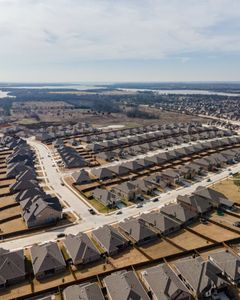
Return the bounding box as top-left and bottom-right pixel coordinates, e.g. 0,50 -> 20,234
57,233 -> 65,238
116,211 -> 122,215
136,203 -> 143,208
152,198 -> 159,202
88,208 -> 96,215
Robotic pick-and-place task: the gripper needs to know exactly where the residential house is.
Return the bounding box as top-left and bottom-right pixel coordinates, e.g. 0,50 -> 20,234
63,282 -> 105,300
72,170 -> 91,185
91,168 -> 115,181
193,187 -> 234,210
113,181 -> 142,201
122,160 -> 144,172
103,270 -> 150,300
174,256 -> 228,299
63,233 -> 101,265
209,250 -> 240,285
22,196 -> 62,228
30,242 -> 66,280
144,174 -> 168,191
92,188 -> 121,208
177,194 -> 212,215
161,169 -> 182,186
10,179 -> 38,194
119,218 -> 157,245
160,203 -> 198,225
92,225 -> 128,255
141,263 -> 193,300
0,248 -> 26,288
140,211 -> 180,235
108,165 -> 130,177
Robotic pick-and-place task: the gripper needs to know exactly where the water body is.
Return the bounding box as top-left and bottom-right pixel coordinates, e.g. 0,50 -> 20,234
4,85 -> 105,90
0,90 -> 10,98
120,88 -> 240,97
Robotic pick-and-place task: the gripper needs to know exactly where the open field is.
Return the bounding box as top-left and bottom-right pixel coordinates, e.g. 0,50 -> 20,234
212,177 -> 240,204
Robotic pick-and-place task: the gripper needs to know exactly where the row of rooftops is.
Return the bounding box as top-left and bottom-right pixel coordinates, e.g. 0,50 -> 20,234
82,121 -> 203,144
45,246 -> 240,300
3,137 -> 63,228
159,98 -> 240,123
73,137 -> 240,186
90,147 -> 240,207
57,144 -> 89,168
4,245 -> 238,300
34,122 -> 99,142
85,125 -> 231,154
11,244 -> 239,300
92,128 -> 230,160
91,186 -> 234,253
0,185 -> 237,297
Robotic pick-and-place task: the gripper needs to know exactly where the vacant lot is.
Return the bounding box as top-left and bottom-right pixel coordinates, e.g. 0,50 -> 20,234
198,245 -> 226,259
168,229 -> 209,250
107,247 -> 147,268
211,213 -> 240,232
0,281 -> 32,300
212,178 -> 240,204
138,238 -> 181,259
192,221 -> 239,242
0,196 -> 16,208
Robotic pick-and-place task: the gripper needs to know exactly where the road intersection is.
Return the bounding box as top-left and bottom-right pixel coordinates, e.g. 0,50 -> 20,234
0,137 -> 240,251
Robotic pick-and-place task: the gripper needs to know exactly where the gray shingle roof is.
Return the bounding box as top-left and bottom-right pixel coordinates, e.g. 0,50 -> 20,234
63,282 -> 105,300
141,263 -> 191,300
119,218 -> 157,244
0,248 -> 25,286
64,233 -> 101,265
140,212 -> 180,234
160,203 -> 198,224
193,186 -> 234,208
30,242 -> 66,276
174,256 -> 226,297
103,270 -> 150,300
209,250 -> 240,283
92,225 -> 128,255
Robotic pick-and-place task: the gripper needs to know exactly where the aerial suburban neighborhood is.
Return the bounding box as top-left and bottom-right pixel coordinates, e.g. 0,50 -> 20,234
0,0 -> 240,299
0,90 -> 239,300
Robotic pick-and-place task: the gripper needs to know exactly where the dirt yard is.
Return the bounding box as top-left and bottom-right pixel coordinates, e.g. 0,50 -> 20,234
168,229 -> 209,250
138,238 -> 181,259
191,221 -> 239,242
212,178 -> 240,203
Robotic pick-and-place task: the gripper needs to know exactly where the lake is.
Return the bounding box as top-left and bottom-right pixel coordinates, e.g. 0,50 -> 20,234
120,88 -> 240,97
0,90 -> 10,98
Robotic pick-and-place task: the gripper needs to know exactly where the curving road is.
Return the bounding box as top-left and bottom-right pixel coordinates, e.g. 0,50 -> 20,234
0,138 -> 240,251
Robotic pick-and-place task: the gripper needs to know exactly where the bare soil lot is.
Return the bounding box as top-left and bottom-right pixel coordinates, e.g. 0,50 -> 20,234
138,238 -> 181,259
0,196 -> 16,208
191,221 -> 239,242
212,178 -> 240,204
107,247 -> 147,268
168,229 -> 209,250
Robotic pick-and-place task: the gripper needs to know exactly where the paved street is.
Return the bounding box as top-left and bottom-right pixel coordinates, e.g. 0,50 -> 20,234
1,137 -> 240,251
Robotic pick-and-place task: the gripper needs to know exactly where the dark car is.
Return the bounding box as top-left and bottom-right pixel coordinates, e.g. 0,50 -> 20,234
57,233 -> 65,238
89,208 -> 96,215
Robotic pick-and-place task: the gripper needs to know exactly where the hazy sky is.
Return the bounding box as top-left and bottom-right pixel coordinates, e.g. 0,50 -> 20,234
0,0 -> 240,82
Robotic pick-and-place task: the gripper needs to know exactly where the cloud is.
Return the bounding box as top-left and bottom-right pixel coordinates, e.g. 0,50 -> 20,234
0,0 -> 239,81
